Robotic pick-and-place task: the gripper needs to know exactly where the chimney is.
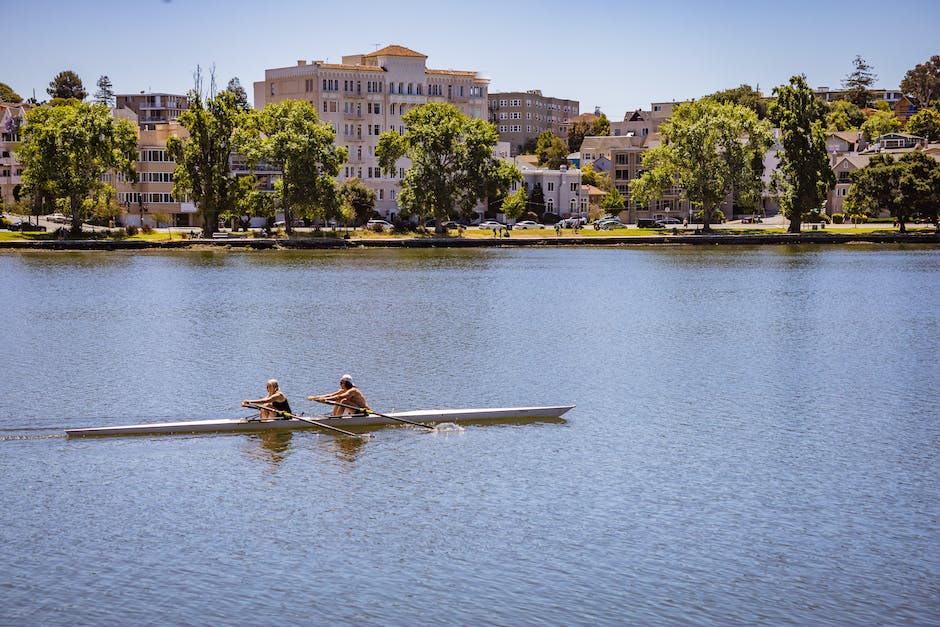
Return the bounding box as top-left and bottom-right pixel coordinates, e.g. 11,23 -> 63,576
297,60 -> 307,66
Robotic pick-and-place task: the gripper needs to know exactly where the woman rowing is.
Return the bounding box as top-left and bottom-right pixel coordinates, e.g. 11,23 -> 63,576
242,379 -> 292,422
308,374 -> 371,417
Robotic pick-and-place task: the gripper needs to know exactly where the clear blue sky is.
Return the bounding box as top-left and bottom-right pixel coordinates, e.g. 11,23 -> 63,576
4,0 -> 938,118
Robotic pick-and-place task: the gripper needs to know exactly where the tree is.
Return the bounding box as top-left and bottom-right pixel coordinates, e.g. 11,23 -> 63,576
905,108 -> 940,140
844,152 -> 940,232
898,151 -> 940,230
826,100 -> 865,131
94,75 -> 115,106
226,77 -> 250,110
167,70 -> 244,237
237,99 -> 346,234
338,177 -> 377,225
567,114 -> 610,153
842,55 -> 877,109
860,109 -> 901,141
600,187 -> 626,217
46,70 -> 87,101
535,130 -> 568,169
706,84 -> 769,119
900,55 -> 940,107
527,182 -> 545,216
377,102 -> 521,228
769,75 -> 835,233
17,101 -> 138,233
0,82 -> 22,103
501,187 -> 527,222
631,99 -> 771,232
580,162 -> 610,190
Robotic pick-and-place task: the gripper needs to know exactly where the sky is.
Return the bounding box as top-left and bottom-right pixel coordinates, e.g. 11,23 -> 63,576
3,0 -> 938,118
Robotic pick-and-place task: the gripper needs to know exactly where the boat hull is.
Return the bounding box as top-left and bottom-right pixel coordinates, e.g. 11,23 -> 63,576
65,405 -> 575,437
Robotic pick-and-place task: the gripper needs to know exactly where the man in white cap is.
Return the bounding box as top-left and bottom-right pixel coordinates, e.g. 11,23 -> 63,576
308,374 -> 371,417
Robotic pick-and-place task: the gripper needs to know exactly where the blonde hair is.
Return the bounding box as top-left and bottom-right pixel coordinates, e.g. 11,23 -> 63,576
266,379 -> 279,391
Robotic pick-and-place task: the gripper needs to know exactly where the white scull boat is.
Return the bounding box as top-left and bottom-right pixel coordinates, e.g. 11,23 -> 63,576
65,405 -> 575,437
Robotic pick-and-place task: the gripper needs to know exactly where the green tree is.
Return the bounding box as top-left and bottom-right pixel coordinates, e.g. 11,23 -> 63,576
535,130 -> 568,169
842,55 -> 877,109
526,182 -> 546,216
501,187 -> 527,222
706,84 -> 769,119
769,75 -> 835,233
94,75 -> 115,106
580,162 -> 610,190
600,187 -> 626,216
905,108 -> 940,140
591,113 -> 610,137
843,152 -> 940,232
167,73 -> 244,237
226,77 -> 250,111
230,175 -> 274,229
900,55 -> 940,107
631,99 -> 771,232
17,101 -> 138,232
860,109 -> 902,141
376,102 -> 521,228
338,177 -> 377,225
826,100 -> 865,131
238,99 -> 346,234
0,82 -> 22,103
567,114 -> 610,153
46,70 -> 87,101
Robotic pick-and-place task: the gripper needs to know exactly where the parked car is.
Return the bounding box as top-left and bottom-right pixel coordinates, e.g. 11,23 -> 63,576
478,220 -> 507,230
655,217 -> 682,226
366,219 -> 394,231
513,220 -> 544,229
10,221 -> 47,232
593,218 -> 627,230
47,213 -> 69,224
441,220 -> 465,230
557,217 -> 586,228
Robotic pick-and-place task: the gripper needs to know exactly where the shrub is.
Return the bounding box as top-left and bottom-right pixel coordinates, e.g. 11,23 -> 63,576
831,213 -> 844,224
140,224 -> 153,234
124,225 -> 139,236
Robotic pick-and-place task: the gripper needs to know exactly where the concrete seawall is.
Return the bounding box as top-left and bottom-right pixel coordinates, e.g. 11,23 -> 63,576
1,232 -> 939,251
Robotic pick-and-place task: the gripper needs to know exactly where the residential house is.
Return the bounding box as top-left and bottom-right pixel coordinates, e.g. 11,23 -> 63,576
489,90 -> 578,155
504,155 -> 585,219
0,101 -> 28,208
254,45 -> 489,220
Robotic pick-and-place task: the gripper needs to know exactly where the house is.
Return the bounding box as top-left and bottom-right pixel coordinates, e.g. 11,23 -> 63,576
0,101 -> 29,208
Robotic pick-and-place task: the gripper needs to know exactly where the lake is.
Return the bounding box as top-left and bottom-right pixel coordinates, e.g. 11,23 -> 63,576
1,245 -> 938,625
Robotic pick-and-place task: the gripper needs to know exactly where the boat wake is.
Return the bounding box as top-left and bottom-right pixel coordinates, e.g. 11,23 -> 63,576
431,422 -> 464,432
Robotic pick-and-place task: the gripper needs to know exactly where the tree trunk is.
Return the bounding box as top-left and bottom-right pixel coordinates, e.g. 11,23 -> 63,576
898,215 -> 907,233
702,206 -> 712,232
788,210 -> 802,234
70,195 -> 82,234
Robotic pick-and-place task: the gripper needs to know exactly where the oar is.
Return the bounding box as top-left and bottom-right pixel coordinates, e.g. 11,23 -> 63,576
242,403 -> 368,439
311,398 -> 436,430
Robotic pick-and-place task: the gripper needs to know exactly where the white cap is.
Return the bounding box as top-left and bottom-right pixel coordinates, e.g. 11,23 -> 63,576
340,374 -> 353,383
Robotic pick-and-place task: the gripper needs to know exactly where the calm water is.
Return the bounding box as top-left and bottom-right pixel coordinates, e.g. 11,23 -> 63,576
1,246 -> 938,625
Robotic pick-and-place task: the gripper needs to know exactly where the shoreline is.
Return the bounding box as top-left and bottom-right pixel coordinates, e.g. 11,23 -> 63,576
1,231 -> 939,250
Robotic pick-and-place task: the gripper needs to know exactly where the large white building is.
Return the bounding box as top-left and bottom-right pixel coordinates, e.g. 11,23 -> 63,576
254,45 -> 489,220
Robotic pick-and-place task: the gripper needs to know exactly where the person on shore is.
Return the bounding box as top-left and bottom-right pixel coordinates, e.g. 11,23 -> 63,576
308,374 -> 371,416
242,379 -> 292,421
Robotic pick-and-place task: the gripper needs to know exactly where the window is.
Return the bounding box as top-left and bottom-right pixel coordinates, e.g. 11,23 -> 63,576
547,182 -> 555,192
570,182 -> 577,192
270,83 -> 275,96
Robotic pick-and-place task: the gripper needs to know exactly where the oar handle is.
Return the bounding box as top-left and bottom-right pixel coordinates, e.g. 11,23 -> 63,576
311,398 -> 435,430
242,403 -> 367,439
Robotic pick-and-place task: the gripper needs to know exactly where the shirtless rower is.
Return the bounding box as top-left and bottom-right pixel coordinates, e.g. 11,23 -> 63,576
308,374 -> 371,416
242,379 -> 292,422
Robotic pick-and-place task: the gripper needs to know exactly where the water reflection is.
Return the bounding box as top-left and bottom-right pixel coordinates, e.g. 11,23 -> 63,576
324,433 -> 368,463
244,431 -> 293,469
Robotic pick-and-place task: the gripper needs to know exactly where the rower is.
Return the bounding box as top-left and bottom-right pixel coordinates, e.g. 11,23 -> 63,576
242,379 -> 292,422
308,374 -> 371,417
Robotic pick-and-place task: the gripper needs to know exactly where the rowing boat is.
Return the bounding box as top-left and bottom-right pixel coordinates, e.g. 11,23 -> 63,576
65,405 -> 575,437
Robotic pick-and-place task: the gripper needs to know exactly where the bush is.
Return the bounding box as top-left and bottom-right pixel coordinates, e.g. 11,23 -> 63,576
124,225 -> 139,236
140,224 -> 153,234
831,213 -> 844,224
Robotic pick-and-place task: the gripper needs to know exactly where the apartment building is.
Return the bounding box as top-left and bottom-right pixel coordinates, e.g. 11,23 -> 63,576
0,102 -> 28,207
115,93 -> 189,128
504,157 -> 585,218
610,101 -> 678,138
254,45 -> 489,219
488,90 -> 578,155
111,97 -> 197,227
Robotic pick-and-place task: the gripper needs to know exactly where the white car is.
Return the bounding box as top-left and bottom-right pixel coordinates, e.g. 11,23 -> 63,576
478,220 -> 507,230
513,220 -> 544,230
366,219 -> 394,231
47,213 -> 70,223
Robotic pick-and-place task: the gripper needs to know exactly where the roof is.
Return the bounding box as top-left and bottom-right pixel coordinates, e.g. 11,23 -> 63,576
828,131 -> 860,143
319,63 -> 384,73
364,45 -> 426,59
425,69 -> 477,77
